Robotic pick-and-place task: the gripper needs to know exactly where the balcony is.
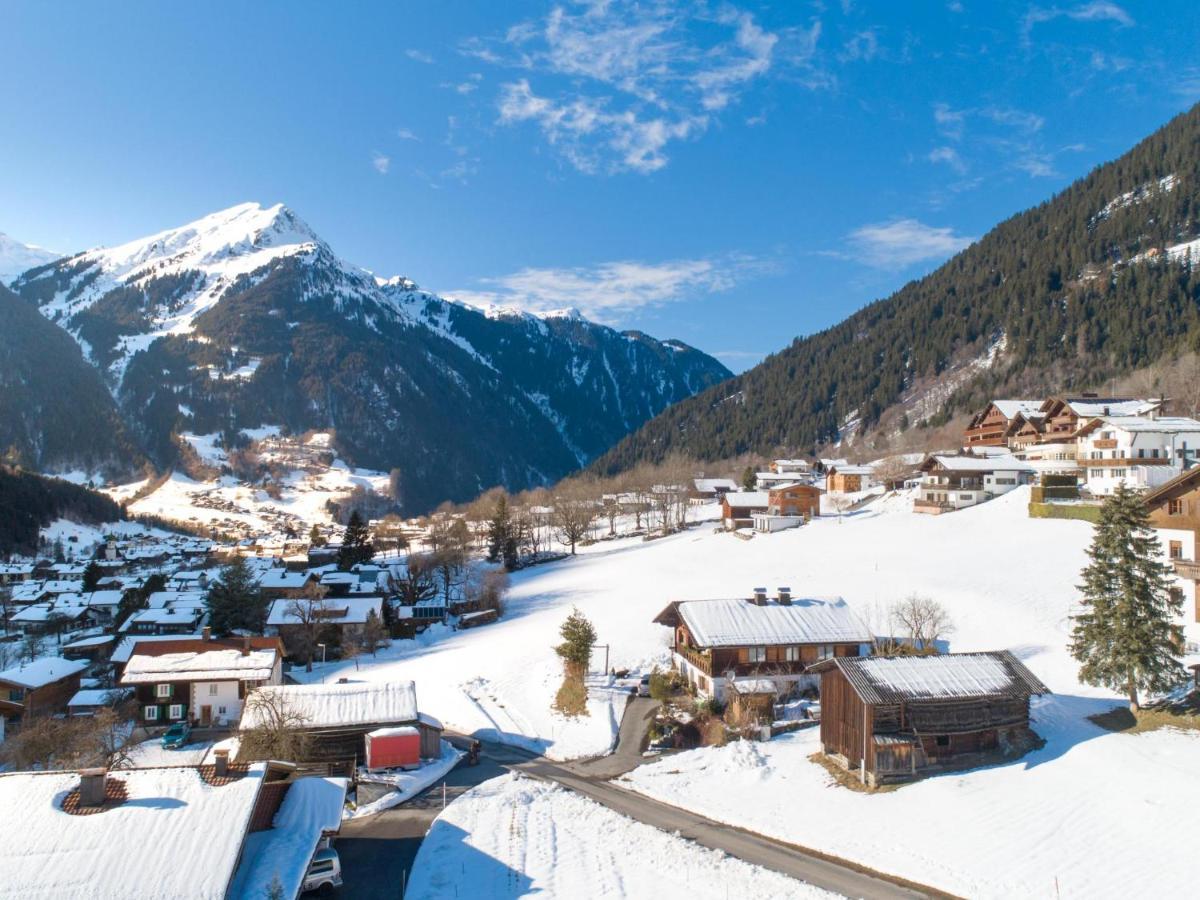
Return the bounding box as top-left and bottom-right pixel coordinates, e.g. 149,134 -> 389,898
675,643 -> 713,676
1173,559 -> 1200,580
1079,457 -> 1173,468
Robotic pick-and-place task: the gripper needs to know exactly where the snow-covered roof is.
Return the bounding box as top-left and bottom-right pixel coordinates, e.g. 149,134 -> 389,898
0,656 -> 88,689
1088,415 -> 1200,434
672,597 -> 870,648
926,454 -> 1033,472
265,596 -> 382,626
815,651 -> 1050,704
990,400 -> 1044,419
119,605 -> 205,631
0,764 -> 267,900
239,679 -> 418,730
257,570 -> 312,590
121,647 -> 278,684
829,465 -> 874,476
68,687 -> 133,707
1063,398 -> 1160,417
723,491 -> 770,507
147,590 -> 205,609
111,632 -> 203,664
227,775 -> 348,900
62,634 -> 116,650
693,478 -> 738,493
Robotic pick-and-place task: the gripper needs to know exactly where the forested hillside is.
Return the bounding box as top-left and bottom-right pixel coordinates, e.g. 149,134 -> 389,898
593,103 -> 1200,473
0,467 -> 122,555
0,283 -> 143,479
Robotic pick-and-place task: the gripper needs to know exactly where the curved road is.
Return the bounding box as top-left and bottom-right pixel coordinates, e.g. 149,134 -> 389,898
336,698 -> 954,899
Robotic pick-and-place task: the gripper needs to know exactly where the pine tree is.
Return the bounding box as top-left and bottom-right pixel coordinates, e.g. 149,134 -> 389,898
555,608 -> 597,670
1070,483 -> 1185,711
337,511 -> 374,570
740,466 -> 756,491
486,493 -> 516,567
206,557 -> 266,635
81,560 -> 102,592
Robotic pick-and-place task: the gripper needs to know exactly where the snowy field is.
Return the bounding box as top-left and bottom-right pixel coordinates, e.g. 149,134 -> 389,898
405,774 -> 833,900
300,486 -> 1199,897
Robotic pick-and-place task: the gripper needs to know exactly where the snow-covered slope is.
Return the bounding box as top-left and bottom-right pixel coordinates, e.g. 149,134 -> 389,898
12,203 -> 728,508
0,231 -> 59,284
296,488 -> 1197,898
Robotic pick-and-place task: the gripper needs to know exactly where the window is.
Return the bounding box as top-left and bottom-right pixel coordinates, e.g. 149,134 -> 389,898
1170,541 -> 1184,560
1137,448 -> 1146,459
784,646 -> 800,662
218,705 -> 227,715
1169,499 -> 1184,516
155,684 -> 172,699
935,735 -> 950,748
1152,449 -> 1160,459
817,644 -> 834,660
748,646 -> 767,663
144,705 -> 159,721
208,683 -> 218,696
168,704 -> 183,720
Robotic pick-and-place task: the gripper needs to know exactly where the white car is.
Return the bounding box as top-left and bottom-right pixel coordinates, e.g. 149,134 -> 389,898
637,674 -> 652,697
302,848 -> 342,894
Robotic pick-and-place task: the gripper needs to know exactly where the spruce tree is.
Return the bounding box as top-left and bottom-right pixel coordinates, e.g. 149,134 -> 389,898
81,560 -> 102,592
486,494 -> 512,565
206,557 -> 266,635
1070,483 -> 1185,711
337,511 -> 374,570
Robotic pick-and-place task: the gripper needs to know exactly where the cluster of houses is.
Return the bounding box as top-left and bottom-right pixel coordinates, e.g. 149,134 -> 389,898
652,587 -> 1050,786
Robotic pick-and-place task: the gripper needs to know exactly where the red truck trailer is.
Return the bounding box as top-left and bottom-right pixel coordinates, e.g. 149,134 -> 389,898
364,726 -> 421,770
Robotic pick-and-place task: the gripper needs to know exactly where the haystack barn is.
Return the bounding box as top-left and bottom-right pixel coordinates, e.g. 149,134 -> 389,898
812,651 -> 1050,786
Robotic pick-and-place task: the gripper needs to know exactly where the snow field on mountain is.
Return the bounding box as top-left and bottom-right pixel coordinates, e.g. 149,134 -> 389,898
299,486 -> 1198,898
405,774 -> 834,900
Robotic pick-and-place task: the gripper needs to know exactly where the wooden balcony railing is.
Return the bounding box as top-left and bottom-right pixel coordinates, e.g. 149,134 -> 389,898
1079,457 -> 1173,467
1173,559 -> 1200,580
675,643 -> 713,676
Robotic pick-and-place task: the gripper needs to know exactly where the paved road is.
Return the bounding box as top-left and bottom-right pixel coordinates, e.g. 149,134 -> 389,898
335,698 -> 951,900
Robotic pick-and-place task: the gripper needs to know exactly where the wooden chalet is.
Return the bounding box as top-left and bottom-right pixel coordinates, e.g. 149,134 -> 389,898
720,490 -> 769,527
812,651 -> 1050,786
767,483 -> 823,519
1144,467 -> 1200,631
0,656 -> 88,725
653,590 -> 871,701
825,465 -> 873,494
963,400 -> 1044,448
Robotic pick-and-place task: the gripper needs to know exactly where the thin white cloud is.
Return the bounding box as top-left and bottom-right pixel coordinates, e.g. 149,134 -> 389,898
927,145 -> 967,174
472,3 -> 815,175
933,102 -> 966,141
839,30 -> 879,63
371,151 -> 391,175
446,254 -> 770,323
1022,2 -> 1134,42
405,49 -> 435,64
843,219 -> 976,269
396,128 -> 419,141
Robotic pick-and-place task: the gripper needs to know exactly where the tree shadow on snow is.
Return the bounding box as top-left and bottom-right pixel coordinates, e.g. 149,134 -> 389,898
408,822 -> 540,898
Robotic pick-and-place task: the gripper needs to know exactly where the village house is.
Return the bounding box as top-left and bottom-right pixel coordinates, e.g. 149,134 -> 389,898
258,568 -> 319,601
963,400 -> 1045,448
265,595 -> 383,658
825,465 -> 875,494
1144,468 -> 1200,653
119,632 -> 284,727
915,454 -> 1034,513
812,651 -> 1050,786
0,656 -> 89,725
653,589 -> 871,701
720,490 -> 769,528
119,590 -> 207,635
66,686 -> 133,717
754,470 -> 804,491
239,679 -> 443,770
0,563 -> 35,584
0,762 -> 346,900
752,483 -> 824,533
690,477 -> 739,503
770,458 -> 812,475
1075,415 -> 1200,496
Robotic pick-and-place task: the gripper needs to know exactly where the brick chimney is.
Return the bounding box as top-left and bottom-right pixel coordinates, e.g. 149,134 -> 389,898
777,587 -> 792,605
78,768 -> 108,807
213,748 -> 230,778
750,587 -> 768,606
202,626 -> 212,642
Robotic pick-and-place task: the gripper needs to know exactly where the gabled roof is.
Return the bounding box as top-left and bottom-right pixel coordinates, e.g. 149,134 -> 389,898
985,400 -> 1045,421
238,679 -> 419,730
920,454 -> 1033,473
1143,465 -> 1200,509
0,656 -> 88,689
810,651 -> 1050,704
723,491 -> 770,507
656,597 -> 871,648
265,595 -> 382,626
111,632 -> 204,664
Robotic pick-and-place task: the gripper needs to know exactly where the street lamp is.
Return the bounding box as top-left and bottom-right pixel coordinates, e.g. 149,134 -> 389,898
318,643 -> 327,683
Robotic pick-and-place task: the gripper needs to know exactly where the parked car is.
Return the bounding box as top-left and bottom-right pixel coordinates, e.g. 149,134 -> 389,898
302,847 -> 343,894
161,722 -> 191,749
636,674 -> 652,697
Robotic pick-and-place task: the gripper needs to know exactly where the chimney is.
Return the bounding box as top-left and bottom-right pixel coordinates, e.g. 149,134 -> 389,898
213,748 -> 230,778
337,677 -> 349,684
78,768 -> 108,807
202,626 -> 212,642
750,587 -> 768,606
777,587 -> 792,605
241,635 -> 251,656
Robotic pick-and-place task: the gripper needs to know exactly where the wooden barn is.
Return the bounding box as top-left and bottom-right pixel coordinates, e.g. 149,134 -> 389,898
238,678 -> 442,773
811,651 -> 1050,786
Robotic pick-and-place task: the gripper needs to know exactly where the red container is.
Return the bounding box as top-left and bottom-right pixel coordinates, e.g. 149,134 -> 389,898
364,726 -> 420,770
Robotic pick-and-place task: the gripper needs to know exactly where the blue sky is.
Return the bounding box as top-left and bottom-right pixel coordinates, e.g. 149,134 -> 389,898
3,1 -> 1199,370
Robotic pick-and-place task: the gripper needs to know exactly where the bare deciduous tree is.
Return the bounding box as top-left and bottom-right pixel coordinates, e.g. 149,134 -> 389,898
238,690 -> 311,762
552,480 -> 599,555
891,594 -> 954,652
286,581 -> 332,672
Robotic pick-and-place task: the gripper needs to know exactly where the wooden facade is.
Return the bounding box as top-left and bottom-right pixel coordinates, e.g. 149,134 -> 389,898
813,652 -> 1049,785
963,403 -> 1021,447
0,670 -> 83,721
767,484 -> 822,518
1145,468 -> 1200,624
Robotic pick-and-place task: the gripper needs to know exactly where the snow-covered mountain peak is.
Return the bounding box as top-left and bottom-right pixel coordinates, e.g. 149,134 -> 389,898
0,231 -> 60,284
